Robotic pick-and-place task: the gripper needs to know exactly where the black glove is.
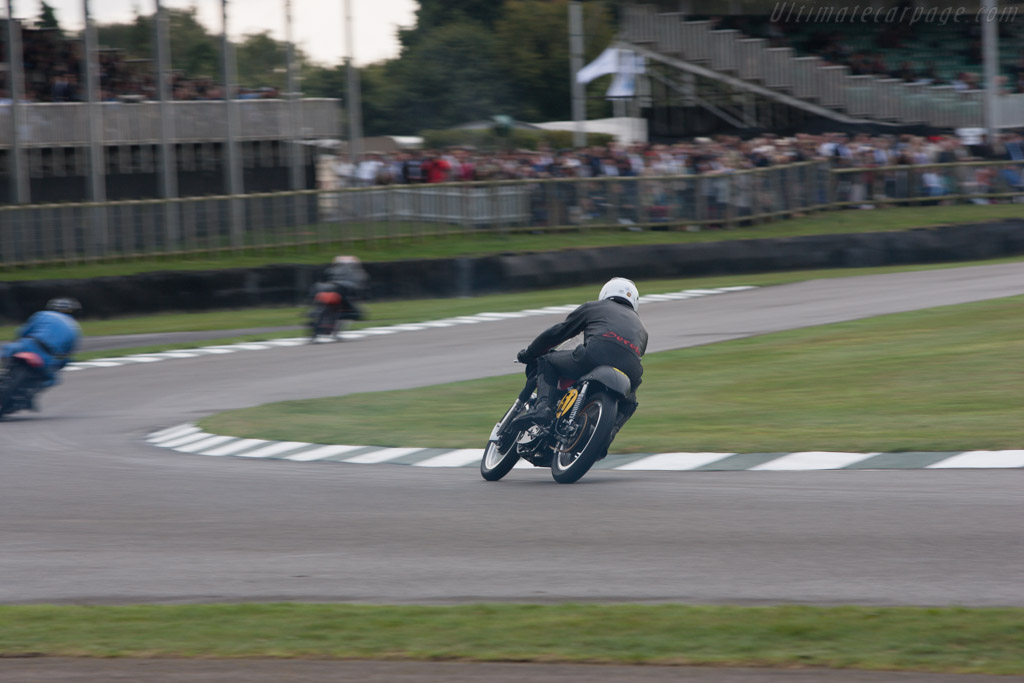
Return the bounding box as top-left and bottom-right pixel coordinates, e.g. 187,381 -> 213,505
517,348 -> 535,364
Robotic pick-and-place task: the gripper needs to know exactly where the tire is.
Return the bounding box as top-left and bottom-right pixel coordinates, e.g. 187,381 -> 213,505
550,391 -> 617,484
310,305 -> 334,341
0,363 -> 29,418
480,402 -> 525,481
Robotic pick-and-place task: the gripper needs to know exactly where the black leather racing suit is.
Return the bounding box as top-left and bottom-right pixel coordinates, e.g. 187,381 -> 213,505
519,298 -> 648,442
524,297 -> 648,388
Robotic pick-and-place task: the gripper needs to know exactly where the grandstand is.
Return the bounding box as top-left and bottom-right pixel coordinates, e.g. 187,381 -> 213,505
621,3 -> 1024,137
1,17 -> 338,204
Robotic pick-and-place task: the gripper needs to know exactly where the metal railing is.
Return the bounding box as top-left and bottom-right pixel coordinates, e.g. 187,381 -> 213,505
0,99 -> 340,147
1,159 -> 1021,269
829,159 -> 1024,208
620,5 -> 1024,128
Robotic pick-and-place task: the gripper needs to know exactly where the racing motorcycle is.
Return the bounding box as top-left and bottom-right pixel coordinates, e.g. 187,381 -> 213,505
480,360 -> 633,484
0,352 -> 46,419
308,284 -> 359,341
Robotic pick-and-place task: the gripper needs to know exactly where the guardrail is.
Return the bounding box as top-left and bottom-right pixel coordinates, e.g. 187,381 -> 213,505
1,159 -> 1022,269
0,99 -> 340,147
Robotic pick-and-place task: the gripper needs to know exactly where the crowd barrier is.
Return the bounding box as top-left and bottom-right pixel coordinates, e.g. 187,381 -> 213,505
1,159 -> 1022,268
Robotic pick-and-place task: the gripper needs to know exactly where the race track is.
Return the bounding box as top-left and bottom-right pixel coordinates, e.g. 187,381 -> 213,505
3,263 -> 1024,606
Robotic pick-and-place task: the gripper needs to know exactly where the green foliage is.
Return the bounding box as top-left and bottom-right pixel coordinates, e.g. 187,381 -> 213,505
88,0 -> 622,133
400,0 -> 506,51
370,21 -> 515,134
494,0 -> 615,121
35,1 -> 60,30
235,32 -> 310,90
95,7 -> 220,80
304,0 -> 618,134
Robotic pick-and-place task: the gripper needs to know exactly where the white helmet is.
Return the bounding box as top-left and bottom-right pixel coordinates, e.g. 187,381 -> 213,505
599,277 -> 639,312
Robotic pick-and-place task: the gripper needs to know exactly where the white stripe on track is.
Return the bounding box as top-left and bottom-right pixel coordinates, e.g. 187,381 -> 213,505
233,441 -> 311,459
156,432 -> 219,449
927,450 -> 1024,469
343,447 -> 423,464
616,452 -> 734,470
751,451 -> 879,471
414,449 -> 483,468
286,445 -> 367,461
174,435 -> 237,453
147,424 -> 197,442
202,439 -> 270,456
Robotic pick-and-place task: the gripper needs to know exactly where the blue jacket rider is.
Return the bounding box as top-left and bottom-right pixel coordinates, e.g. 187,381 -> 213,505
2,298 -> 82,389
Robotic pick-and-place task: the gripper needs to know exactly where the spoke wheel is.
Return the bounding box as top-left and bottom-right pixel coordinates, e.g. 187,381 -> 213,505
550,392 -> 617,484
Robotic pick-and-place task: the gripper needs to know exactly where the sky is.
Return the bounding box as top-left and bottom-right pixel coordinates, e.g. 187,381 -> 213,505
9,0 -> 419,66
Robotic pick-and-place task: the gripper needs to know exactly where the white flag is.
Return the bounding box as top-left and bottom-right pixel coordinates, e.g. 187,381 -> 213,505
576,47 -> 621,84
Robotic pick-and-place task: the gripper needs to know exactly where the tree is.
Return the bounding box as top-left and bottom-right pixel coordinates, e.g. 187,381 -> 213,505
35,1 -> 61,31
377,21 -> 515,134
398,0 -> 505,52
236,32 -> 286,89
95,7 -> 219,80
494,0 -> 615,122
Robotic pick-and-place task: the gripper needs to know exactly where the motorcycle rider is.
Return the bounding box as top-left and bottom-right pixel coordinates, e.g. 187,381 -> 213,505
313,255 -> 369,321
512,278 -> 648,441
2,297 -> 83,409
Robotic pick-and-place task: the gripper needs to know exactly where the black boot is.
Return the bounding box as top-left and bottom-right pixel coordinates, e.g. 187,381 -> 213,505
511,373 -> 556,430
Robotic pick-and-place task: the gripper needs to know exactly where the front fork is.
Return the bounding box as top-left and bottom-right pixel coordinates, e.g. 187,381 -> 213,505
489,398 -> 524,443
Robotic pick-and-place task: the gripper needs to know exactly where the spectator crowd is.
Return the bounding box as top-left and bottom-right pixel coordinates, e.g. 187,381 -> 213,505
0,23 -> 277,103
335,131 -> 1024,188
322,132 -> 1024,229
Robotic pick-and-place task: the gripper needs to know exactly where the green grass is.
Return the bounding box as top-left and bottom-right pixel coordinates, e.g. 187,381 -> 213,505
201,295 -> 1024,454
2,203 -> 1020,282
2,604 -> 1023,673
6,255 -> 1024,363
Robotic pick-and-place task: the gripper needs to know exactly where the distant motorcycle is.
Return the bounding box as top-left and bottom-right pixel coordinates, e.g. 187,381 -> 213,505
308,284 -> 360,341
480,360 -> 633,484
0,352 -> 47,419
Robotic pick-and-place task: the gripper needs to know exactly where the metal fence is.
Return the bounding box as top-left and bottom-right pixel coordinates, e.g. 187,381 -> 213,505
2,159 -> 1022,268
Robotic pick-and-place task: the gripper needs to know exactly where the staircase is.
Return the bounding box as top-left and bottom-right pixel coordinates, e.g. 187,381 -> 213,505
621,5 -> 1024,129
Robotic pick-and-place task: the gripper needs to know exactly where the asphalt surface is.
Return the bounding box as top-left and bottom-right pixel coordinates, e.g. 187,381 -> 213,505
4,262 -> 1024,681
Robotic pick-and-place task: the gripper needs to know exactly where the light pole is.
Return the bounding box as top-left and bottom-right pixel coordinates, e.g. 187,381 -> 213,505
344,0 -> 362,172
221,0 -> 244,246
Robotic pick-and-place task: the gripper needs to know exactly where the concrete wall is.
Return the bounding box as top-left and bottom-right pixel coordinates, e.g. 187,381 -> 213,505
2,220 -> 1023,322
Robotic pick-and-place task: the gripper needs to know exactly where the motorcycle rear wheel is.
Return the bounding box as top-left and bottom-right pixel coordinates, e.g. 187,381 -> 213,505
310,305 -> 337,341
550,391 -> 617,484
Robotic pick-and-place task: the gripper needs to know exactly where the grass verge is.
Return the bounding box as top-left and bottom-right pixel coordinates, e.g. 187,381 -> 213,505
202,295 -> 1024,453
5,255 -> 1024,362
1,203 -> 1021,282
2,603 -> 1023,674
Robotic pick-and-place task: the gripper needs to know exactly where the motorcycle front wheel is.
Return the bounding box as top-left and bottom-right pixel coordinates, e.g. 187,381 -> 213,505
0,363 -> 30,418
480,401 -> 525,481
550,391 -> 617,484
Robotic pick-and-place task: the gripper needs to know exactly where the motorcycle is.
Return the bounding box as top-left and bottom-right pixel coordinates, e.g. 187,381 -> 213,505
480,360 -> 633,484
0,352 -> 47,419
308,284 -> 360,342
